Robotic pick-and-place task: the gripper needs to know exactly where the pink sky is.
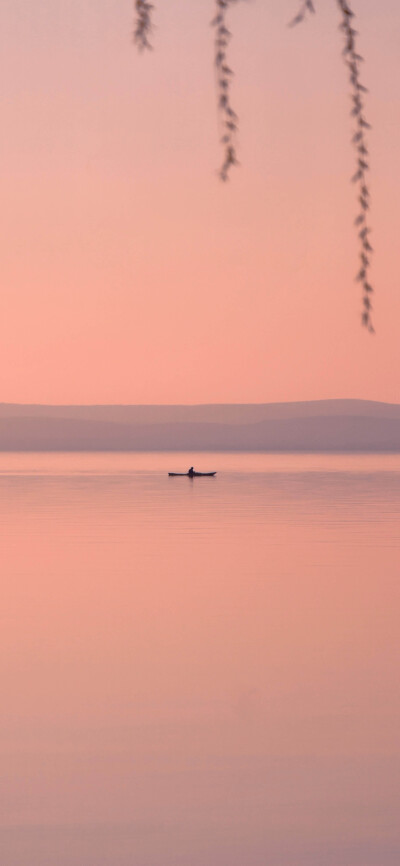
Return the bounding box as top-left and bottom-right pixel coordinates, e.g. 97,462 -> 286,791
1,0 -> 399,404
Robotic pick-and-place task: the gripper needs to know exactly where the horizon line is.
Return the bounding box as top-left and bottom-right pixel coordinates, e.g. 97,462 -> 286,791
0,398 -> 399,409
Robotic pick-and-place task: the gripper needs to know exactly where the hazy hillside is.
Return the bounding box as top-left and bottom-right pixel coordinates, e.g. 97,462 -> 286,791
0,400 -> 399,451
1,399 -> 400,426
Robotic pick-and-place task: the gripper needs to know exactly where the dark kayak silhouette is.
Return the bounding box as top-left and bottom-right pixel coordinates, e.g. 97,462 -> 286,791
168,471 -> 216,477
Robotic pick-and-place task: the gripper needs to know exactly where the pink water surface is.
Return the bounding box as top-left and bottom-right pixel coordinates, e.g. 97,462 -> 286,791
1,452 -> 399,865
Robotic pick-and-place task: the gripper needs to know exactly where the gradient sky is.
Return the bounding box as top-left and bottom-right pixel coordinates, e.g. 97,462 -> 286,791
1,0 -> 399,404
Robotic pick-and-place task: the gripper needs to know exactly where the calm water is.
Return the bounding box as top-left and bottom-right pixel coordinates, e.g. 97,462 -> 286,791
1,452 -> 399,866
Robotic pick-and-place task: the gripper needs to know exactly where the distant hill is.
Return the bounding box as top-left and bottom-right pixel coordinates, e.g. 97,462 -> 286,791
0,400 -> 399,451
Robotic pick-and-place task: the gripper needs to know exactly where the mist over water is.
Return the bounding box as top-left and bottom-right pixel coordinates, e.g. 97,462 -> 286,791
1,452 -> 399,866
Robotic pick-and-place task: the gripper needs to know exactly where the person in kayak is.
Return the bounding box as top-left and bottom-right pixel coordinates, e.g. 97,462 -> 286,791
188,466 -> 195,477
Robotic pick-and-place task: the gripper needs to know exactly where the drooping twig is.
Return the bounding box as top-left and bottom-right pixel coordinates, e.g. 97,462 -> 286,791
133,0 -> 154,51
288,0 -> 316,28
337,0 -> 374,332
133,0 -> 375,331
211,0 -> 239,181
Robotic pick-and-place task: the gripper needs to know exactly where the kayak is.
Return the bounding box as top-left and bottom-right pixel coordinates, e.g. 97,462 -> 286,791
168,471 -> 217,477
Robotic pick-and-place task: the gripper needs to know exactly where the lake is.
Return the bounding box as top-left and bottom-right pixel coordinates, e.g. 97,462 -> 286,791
1,452 -> 399,865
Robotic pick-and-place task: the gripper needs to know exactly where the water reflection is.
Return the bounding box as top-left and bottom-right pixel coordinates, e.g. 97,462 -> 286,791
0,453 -> 399,865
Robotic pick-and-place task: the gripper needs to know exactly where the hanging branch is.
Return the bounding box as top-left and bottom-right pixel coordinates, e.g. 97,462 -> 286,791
211,0 -> 239,181
288,0 -> 316,28
133,1 -> 375,331
133,0 -> 154,50
290,0 -> 374,331
337,0 -> 374,332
